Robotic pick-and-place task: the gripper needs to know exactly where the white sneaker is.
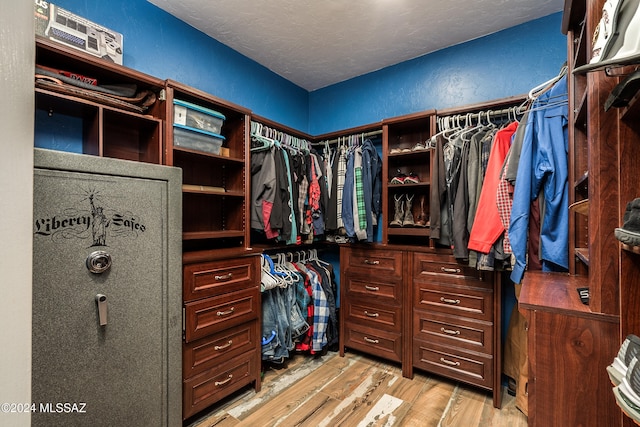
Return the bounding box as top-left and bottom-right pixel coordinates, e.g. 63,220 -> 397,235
608,334 -> 640,386
614,356 -> 640,423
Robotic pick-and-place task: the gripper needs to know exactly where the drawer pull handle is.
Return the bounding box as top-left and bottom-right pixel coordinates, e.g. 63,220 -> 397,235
440,327 -> 461,336
214,340 -> 233,351
440,357 -> 460,367
364,259 -> 380,265
440,297 -> 461,305
217,307 -> 235,316
364,310 -> 379,318
441,267 -> 461,274
364,285 -> 380,292
214,374 -> 233,386
364,336 -> 379,344
214,273 -> 233,281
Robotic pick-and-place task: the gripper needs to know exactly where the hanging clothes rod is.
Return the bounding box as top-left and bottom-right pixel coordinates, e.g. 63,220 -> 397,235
438,106 -> 525,131
250,120 -> 311,150
312,129 -> 383,146
440,106 -> 521,122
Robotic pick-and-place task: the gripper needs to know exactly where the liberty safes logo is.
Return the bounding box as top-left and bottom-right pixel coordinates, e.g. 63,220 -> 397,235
34,189 -> 147,247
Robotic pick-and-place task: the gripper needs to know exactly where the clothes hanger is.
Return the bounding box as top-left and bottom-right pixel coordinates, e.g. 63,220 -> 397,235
528,64 -> 568,101
250,133 -> 275,152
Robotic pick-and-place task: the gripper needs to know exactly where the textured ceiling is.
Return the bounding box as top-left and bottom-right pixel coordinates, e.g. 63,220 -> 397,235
148,0 -> 564,91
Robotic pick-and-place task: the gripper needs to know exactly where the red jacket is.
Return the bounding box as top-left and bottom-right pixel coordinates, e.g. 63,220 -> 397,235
468,121 -> 518,253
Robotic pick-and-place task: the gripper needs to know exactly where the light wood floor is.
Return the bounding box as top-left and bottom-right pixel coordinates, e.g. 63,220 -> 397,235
187,350 -> 527,427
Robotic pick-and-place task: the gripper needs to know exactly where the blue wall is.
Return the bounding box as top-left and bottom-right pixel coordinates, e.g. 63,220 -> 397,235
51,0 -> 309,131
309,13 -> 566,134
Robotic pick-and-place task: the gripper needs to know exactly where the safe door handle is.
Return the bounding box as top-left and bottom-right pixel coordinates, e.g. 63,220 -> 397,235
95,294 -> 107,326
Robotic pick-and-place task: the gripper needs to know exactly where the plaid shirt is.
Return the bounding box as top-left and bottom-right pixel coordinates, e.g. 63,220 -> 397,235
497,150 -> 514,254
306,266 -> 329,352
353,147 -> 367,240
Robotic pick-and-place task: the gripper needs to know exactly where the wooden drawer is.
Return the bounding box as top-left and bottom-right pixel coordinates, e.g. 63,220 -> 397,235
413,252 -> 490,285
183,321 -> 258,378
184,287 -> 259,343
184,256 -> 258,301
413,339 -> 493,390
343,274 -> 401,305
413,309 -> 493,355
342,247 -> 404,279
414,281 -> 493,322
183,352 -> 257,419
343,321 -> 402,362
344,299 -> 402,332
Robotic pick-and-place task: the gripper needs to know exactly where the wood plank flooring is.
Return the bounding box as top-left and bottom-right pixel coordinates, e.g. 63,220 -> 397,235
187,351 -> 527,427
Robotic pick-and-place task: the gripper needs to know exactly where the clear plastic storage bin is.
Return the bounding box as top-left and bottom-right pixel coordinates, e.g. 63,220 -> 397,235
173,99 -> 225,135
173,124 -> 224,155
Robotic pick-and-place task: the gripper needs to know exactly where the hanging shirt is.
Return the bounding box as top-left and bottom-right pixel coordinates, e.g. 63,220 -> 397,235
353,146 -> 367,241
362,138 -> 382,230
250,147 -> 276,234
341,150 -> 355,238
336,146 -> 348,230
430,133 -> 448,241
509,75 -> 569,284
468,121 -> 518,253
496,149 -> 514,254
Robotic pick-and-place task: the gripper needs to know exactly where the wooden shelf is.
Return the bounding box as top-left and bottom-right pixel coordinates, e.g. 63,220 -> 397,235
519,271 -> 616,321
388,149 -> 431,157
35,38 -> 165,165
173,146 -> 244,163
387,227 -> 430,237
183,230 -> 245,241
165,81 -> 250,251
387,183 -> 430,189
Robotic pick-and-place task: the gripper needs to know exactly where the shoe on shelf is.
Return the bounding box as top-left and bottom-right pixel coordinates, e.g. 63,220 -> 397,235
404,172 -> 420,184
608,334 -> 640,386
415,194 -> 429,227
411,141 -> 427,151
615,198 -> 640,246
390,147 -> 402,154
390,174 -> 406,185
390,169 -> 407,185
614,356 -> 640,423
402,194 -> 415,227
389,194 -> 404,227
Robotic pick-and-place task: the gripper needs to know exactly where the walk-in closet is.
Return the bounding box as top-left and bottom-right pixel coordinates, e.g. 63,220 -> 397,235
4,0 -> 640,426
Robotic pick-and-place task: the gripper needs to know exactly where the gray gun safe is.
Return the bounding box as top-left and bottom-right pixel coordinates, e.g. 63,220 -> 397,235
32,148 -> 182,426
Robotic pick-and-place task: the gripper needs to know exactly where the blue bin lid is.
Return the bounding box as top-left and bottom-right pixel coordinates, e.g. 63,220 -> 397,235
173,123 -> 226,140
173,99 -> 226,121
